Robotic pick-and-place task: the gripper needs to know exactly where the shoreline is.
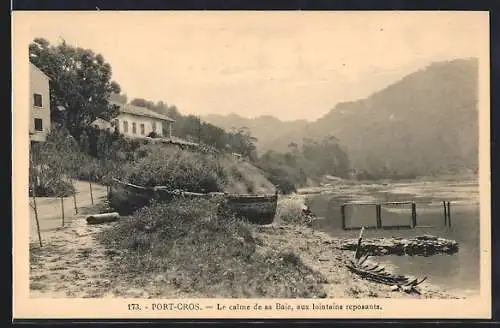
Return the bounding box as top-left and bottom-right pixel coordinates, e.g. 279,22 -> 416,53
255,222 -> 463,299
30,195 -> 464,299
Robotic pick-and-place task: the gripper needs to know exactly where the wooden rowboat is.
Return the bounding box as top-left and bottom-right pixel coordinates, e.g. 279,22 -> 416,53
108,178 -> 278,224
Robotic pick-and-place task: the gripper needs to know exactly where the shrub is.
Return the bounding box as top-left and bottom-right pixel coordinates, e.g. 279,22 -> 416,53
99,198 -> 326,298
276,196 -> 305,224
29,165 -> 75,197
73,156 -> 103,182
123,145 -> 224,192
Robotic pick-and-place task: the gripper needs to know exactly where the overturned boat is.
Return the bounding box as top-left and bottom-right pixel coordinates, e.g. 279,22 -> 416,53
108,178 -> 278,225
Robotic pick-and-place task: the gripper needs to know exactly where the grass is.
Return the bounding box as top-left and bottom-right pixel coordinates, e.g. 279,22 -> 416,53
98,198 -> 327,298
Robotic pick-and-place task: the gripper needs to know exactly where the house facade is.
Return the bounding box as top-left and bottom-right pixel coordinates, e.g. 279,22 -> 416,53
29,63 -> 51,142
109,101 -> 175,139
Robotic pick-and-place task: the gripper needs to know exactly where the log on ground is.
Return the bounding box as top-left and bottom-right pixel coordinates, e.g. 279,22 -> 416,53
86,212 -> 120,225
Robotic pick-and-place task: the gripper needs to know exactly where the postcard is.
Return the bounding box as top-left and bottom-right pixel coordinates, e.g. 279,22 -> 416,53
12,10 -> 491,319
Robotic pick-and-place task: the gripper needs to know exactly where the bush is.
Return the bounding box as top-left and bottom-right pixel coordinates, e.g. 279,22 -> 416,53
73,157 -> 104,182
265,168 -> 297,194
29,168 -> 75,197
276,196 -> 306,224
99,198 -> 326,298
123,145 -> 224,192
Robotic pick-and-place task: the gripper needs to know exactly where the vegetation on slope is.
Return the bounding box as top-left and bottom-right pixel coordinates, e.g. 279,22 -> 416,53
99,198 -> 327,298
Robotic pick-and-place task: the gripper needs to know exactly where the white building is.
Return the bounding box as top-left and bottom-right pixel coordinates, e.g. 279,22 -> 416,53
100,101 -> 175,138
29,63 -> 51,142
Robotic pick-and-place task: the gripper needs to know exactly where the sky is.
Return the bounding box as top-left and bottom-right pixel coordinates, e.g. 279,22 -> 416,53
17,11 -> 488,121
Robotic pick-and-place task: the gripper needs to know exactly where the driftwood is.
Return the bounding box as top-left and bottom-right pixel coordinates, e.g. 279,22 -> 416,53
86,212 -> 120,225
340,234 -> 459,256
346,227 -> 427,294
346,256 -> 427,294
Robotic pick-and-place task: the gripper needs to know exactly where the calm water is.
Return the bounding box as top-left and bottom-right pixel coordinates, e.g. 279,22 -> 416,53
306,179 -> 481,297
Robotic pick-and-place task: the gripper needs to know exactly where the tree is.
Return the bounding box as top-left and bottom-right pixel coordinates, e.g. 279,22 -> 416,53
130,98 -> 155,109
227,127 -> 258,160
109,92 -> 128,104
29,38 -> 121,138
166,105 -> 182,120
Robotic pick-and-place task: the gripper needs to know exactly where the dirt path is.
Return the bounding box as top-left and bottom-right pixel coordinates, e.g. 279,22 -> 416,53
30,181 -> 108,241
29,183 -> 188,298
29,212 -> 203,298
30,180 -> 130,298
30,216 -> 119,298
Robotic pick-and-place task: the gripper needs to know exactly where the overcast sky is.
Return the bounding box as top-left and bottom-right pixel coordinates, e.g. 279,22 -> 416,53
19,11 -> 487,121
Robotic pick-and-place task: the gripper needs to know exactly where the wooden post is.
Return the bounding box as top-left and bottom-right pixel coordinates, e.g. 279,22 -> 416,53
70,179 -> 78,214
443,201 -> 448,226
376,204 -> 382,229
447,201 -> 452,227
32,188 -> 42,248
89,181 -> 94,205
354,226 -> 365,260
411,202 -> 417,228
341,204 -> 346,230
61,197 -> 65,227
30,142 -> 42,248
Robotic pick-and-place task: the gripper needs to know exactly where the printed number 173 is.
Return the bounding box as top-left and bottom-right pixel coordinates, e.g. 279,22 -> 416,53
128,304 -> 141,311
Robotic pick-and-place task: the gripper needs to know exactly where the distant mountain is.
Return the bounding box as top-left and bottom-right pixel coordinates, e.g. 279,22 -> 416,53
265,58 -> 479,177
203,113 -> 309,154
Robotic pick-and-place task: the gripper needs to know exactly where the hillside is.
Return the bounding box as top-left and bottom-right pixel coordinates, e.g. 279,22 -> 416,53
262,58 -> 479,178
218,154 -> 277,194
203,113 -> 309,154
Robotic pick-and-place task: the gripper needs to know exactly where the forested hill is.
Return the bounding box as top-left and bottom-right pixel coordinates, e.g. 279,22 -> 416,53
263,58 -> 479,178
203,114 -> 309,154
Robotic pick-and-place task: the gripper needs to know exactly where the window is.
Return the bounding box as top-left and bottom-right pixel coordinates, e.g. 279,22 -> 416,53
152,122 -> 157,133
114,119 -> 119,133
140,124 -> 145,135
123,121 -> 129,133
33,93 -> 43,107
34,118 -> 43,131
132,122 -> 137,134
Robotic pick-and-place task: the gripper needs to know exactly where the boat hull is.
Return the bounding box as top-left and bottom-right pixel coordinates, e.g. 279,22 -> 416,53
109,179 -> 278,224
